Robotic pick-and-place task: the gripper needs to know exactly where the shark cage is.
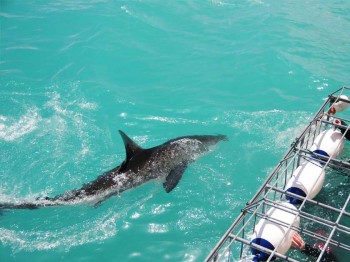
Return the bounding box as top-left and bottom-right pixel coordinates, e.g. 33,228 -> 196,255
206,87 -> 350,262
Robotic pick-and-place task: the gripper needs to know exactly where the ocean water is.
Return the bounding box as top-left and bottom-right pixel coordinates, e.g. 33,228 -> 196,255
1,0 -> 349,261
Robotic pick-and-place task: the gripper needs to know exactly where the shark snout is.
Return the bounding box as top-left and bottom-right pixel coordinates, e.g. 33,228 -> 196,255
202,134 -> 228,145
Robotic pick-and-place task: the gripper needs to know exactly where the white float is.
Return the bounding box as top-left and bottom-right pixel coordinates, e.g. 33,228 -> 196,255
284,160 -> 325,204
250,202 -> 300,261
310,127 -> 345,159
332,95 -> 350,113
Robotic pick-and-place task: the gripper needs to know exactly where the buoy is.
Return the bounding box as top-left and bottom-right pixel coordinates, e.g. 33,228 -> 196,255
250,202 -> 300,261
332,95 -> 350,113
285,160 -> 325,204
310,128 -> 345,159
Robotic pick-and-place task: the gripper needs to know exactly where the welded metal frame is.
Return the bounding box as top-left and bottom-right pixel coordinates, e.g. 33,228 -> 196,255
206,86 -> 350,262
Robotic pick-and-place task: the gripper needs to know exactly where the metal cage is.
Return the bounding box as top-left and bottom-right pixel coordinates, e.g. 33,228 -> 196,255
206,87 -> 350,262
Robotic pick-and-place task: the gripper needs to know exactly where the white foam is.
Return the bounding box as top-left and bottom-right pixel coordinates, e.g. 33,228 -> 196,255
151,203 -> 171,215
148,223 -> 168,234
144,116 -> 178,123
79,145 -> 90,156
0,212 -> 119,252
139,115 -> 200,124
120,5 -> 131,15
119,112 -> 127,118
0,108 -> 42,141
0,192 -> 155,252
131,212 -> 141,219
133,135 -> 149,145
227,109 -> 312,154
43,90 -> 98,159
78,102 -> 98,110
248,0 -> 265,5
177,207 -> 212,231
44,91 -> 67,115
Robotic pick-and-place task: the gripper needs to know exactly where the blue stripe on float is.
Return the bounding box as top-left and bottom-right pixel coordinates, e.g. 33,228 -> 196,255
251,238 -> 276,261
286,187 -> 307,205
312,149 -> 329,165
312,149 -> 329,157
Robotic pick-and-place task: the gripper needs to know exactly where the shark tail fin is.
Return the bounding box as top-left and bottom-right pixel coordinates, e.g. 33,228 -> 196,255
118,130 -> 144,161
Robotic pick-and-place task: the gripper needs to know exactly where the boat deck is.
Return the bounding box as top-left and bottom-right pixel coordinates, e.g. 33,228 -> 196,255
206,87 -> 350,262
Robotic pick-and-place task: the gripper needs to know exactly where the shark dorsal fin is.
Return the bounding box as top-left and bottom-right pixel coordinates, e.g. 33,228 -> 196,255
118,130 -> 143,161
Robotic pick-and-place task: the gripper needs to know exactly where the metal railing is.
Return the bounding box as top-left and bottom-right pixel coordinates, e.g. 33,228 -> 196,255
206,86 -> 350,262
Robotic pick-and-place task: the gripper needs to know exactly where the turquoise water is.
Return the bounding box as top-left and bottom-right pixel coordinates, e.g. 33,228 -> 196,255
1,0 -> 349,261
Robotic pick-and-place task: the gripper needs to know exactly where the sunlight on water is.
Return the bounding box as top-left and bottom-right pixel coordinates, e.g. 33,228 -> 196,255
1,0 -> 350,261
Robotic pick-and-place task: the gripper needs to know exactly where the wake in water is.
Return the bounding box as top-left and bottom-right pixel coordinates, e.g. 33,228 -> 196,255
0,190 -> 157,252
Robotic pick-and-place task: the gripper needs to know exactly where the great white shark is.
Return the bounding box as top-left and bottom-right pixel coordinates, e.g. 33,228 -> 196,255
0,130 -> 227,210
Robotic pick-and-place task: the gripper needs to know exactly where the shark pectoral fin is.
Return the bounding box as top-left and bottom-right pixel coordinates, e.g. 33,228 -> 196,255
92,201 -> 102,208
163,163 -> 188,193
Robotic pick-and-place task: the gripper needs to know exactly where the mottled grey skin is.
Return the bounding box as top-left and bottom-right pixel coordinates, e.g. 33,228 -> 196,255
0,130 -> 227,209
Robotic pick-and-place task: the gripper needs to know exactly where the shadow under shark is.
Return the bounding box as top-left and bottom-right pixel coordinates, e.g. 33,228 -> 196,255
0,130 -> 227,210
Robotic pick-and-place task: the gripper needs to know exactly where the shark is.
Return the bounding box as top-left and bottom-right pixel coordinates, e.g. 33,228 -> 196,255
0,130 -> 227,209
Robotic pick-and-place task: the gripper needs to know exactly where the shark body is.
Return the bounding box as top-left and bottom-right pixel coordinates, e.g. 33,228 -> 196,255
0,130 -> 227,209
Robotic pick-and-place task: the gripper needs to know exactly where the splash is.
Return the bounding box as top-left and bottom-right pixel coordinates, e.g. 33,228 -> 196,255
139,115 -> 201,124
226,109 -> 312,154
0,190 -> 156,252
43,89 -> 98,159
0,211 -> 119,252
0,108 -> 42,142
